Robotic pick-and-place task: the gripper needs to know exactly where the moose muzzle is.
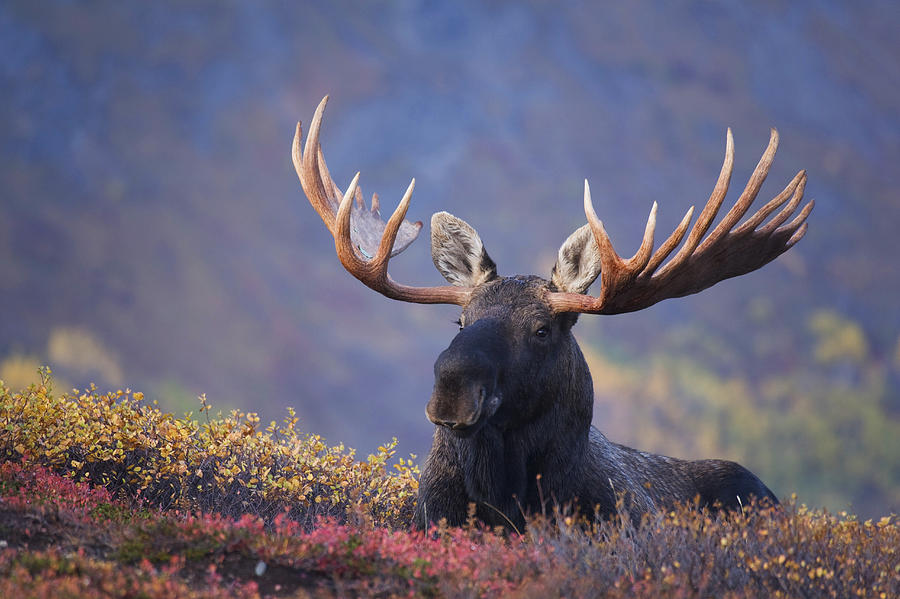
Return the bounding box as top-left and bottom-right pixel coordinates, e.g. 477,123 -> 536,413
427,320 -> 505,434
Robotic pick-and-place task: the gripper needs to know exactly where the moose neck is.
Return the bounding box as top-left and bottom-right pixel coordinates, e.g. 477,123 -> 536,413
427,276 -> 596,511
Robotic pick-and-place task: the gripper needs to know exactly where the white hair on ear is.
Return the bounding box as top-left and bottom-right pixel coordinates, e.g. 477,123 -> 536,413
551,224 -> 602,294
431,212 -> 497,287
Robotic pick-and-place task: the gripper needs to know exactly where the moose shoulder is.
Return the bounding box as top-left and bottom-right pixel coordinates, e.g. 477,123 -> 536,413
293,96 -> 813,530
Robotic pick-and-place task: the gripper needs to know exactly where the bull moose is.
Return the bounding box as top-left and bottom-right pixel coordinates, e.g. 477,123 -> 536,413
293,97 -> 812,530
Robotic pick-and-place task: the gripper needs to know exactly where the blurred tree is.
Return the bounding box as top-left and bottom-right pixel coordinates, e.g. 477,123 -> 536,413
808,310 -> 868,366
47,326 -> 123,387
0,355 -> 44,391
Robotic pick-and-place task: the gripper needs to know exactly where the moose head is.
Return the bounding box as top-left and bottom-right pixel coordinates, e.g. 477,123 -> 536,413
294,97 -> 812,530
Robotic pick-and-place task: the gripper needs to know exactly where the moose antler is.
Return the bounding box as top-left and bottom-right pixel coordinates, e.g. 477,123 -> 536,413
293,96 -> 472,305
547,129 -> 814,315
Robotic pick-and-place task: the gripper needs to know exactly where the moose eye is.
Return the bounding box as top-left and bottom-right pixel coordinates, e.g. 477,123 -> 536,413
535,326 -> 549,339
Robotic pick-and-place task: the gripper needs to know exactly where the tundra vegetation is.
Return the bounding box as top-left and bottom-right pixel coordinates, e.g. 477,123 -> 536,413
1,371 -> 897,598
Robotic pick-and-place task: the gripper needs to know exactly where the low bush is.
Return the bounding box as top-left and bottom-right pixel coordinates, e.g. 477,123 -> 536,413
0,368 -> 418,528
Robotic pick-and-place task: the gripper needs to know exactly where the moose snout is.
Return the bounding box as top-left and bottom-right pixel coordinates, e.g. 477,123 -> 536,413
427,337 -> 503,432
426,320 -> 507,432
426,384 -> 493,430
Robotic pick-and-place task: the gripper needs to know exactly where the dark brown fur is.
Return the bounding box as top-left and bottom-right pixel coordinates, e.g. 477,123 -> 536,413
414,276 -> 776,530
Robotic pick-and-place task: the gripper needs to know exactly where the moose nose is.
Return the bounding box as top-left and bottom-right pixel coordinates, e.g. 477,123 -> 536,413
426,382 -> 497,431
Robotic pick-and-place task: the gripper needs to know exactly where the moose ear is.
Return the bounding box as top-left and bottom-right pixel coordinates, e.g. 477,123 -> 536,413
550,224 -> 603,294
431,212 -> 497,287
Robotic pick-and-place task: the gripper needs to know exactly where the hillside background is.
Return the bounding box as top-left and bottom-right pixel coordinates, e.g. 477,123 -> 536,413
2,1 -> 898,518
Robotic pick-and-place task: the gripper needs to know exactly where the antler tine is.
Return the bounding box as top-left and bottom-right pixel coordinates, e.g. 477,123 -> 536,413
293,96 -> 337,234
354,182 -> 365,209
655,128 -> 734,280
697,128 -> 778,253
547,128 -> 813,315
583,180 -> 656,306
583,181 -> 619,262
334,172 -> 366,272
376,178 -> 416,269
583,180 -> 620,306
295,96 -> 472,306
634,201 -> 658,270
777,197 -> 815,240
736,169 -> 805,235
643,204 -> 694,277
786,221 -> 809,247
758,173 -> 808,235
